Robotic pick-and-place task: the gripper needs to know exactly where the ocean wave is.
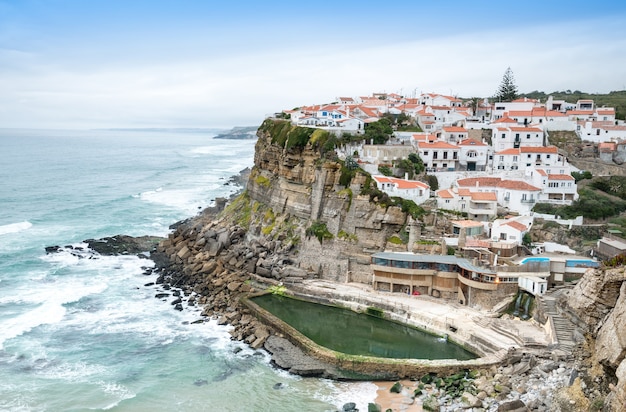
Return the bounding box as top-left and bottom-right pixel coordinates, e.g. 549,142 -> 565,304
0,301 -> 66,350
0,221 -> 32,236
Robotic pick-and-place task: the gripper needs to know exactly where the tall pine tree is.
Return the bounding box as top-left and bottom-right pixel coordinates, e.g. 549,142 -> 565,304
494,67 -> 519,102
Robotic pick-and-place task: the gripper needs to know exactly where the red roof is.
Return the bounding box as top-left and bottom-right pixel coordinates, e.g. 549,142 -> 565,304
547,174 -> 574,181
459,138 -> 487,147
419,141 -> 458,150
437,189 -> 454,199
504,221 -> 527,232
520,146 -> 558,154
471,192 -> 497,201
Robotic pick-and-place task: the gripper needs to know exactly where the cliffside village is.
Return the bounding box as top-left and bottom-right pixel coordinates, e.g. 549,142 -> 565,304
280,93 -> 625,302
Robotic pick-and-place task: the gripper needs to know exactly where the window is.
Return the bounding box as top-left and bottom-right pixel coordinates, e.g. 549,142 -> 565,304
423,151 -> 429,156
502,133 -> 506,139
515,133 -> 520,139
443,151 -> 448,159
445,199 -> 450,203
522,193 -> 527,200
453,152 -> 458,160
527,154 -> 532,159
546,154 -> 551,159
526,134 -> 531,139
499,156 -> 504,161
433,152 -> 438,159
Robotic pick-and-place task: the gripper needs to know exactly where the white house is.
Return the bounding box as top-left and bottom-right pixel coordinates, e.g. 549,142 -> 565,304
436,187 -> 497,222
531,169 -> 578,204
491,216 -> 533,245
417,141 -> 460,171
577,120 -> 626,143
441,126 -> 468,144
458,138 -> 490,171
372,175 -> 430,204
419,93 -> 463,108
456,176 -> 542,215
491,126 -> 544,151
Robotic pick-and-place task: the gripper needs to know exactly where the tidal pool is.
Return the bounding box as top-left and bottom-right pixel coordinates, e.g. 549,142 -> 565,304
252,294 -> 476,360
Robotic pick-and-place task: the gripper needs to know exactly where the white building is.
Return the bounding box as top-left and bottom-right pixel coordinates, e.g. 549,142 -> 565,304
531,169 -> 578,204
458,138 -> 490,171
491,126 -> 544,151
417,141 -> 460,171
372,175 -> 430,204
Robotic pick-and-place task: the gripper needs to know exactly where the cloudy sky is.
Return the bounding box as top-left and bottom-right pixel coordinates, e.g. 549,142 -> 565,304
1,0 -> 626,129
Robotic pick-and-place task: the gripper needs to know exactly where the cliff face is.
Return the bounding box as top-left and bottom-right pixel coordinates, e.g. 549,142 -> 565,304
245,121 -> 408,283
565,266 -> 626,410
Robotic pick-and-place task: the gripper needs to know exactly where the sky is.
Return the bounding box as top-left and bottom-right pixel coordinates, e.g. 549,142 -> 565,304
1,0 -> 626,129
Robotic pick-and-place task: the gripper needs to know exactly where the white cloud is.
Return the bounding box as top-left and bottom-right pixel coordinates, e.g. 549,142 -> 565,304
1,18 -> 625,129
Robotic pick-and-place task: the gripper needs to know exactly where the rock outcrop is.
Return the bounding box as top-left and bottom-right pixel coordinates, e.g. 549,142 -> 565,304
564,266 -> 626,411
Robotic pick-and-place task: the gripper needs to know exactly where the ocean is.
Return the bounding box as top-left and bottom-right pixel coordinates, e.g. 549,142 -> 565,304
0,129 -> 377,412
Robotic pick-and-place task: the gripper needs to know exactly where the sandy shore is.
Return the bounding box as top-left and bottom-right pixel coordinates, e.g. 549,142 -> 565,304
374,381 -> 423,411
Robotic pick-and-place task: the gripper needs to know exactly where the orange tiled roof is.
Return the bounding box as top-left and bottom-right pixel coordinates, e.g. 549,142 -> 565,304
458,138 -> 487,146
520,146 -> 558,154
497,180 -> 542,191
457,177 -> 502,187
419,141 -> 459,149
437,189 -> 454,199
443,126 -> 467,133
504,221 -> 527,232
471,192 -> 497,201
495,148 -> 521,155
509,126 -> 543,133
547,174 -> 574,181
493,116 -> 518,124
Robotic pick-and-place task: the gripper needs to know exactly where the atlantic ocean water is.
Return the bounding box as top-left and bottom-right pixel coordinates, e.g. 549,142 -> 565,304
0,129 -> 377,412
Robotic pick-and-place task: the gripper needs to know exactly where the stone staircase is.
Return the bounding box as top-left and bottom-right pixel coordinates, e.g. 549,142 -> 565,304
538,294 -> 577,353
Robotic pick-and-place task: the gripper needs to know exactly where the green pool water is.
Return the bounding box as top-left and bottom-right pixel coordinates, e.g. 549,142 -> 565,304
252,294 -> 477,360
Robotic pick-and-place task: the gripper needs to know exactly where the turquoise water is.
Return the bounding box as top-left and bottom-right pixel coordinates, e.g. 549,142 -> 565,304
0,129 -> 376,411
520,257 -> 549,264
253,294 -> 476,360
520,256 -> 599,268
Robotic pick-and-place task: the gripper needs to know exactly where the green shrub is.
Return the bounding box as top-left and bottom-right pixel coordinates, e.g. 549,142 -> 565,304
387,235 -> 404,245
306,221 -> 334,244
378,165 -> 393,176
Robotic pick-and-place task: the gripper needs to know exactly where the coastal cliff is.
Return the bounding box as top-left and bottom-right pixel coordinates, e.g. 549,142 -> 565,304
151,119 -> 626,410
564,266 -> 626,410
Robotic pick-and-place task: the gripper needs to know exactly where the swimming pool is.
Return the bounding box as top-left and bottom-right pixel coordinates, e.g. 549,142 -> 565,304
520,257 -> 599,268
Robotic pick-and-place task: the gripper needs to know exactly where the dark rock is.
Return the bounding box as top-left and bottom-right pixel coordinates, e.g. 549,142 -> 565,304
83,235 -> 164,256
155,293 -> 170,299
193,379 -> 208,386
273,382 -> 283,390
497,399 -> 529,412
342,402 -> 357,411
174,303 -> 183,311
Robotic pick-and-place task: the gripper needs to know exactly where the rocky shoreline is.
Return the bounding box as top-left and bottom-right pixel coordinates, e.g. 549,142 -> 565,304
44,216 -> 613,411
43,164 -> 621,411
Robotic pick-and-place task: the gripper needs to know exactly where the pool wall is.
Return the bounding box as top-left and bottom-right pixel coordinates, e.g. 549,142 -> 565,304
242,291 -> 509,380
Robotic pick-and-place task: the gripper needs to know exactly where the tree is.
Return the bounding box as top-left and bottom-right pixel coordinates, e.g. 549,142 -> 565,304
494,67 -> 519,102
364,118 -> 393,144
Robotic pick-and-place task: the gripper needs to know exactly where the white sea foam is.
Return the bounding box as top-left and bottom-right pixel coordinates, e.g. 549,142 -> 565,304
0,221 -> 32,236
0,301 -> 66,350
317,380 -> 379,412
139,187 -> 212,214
